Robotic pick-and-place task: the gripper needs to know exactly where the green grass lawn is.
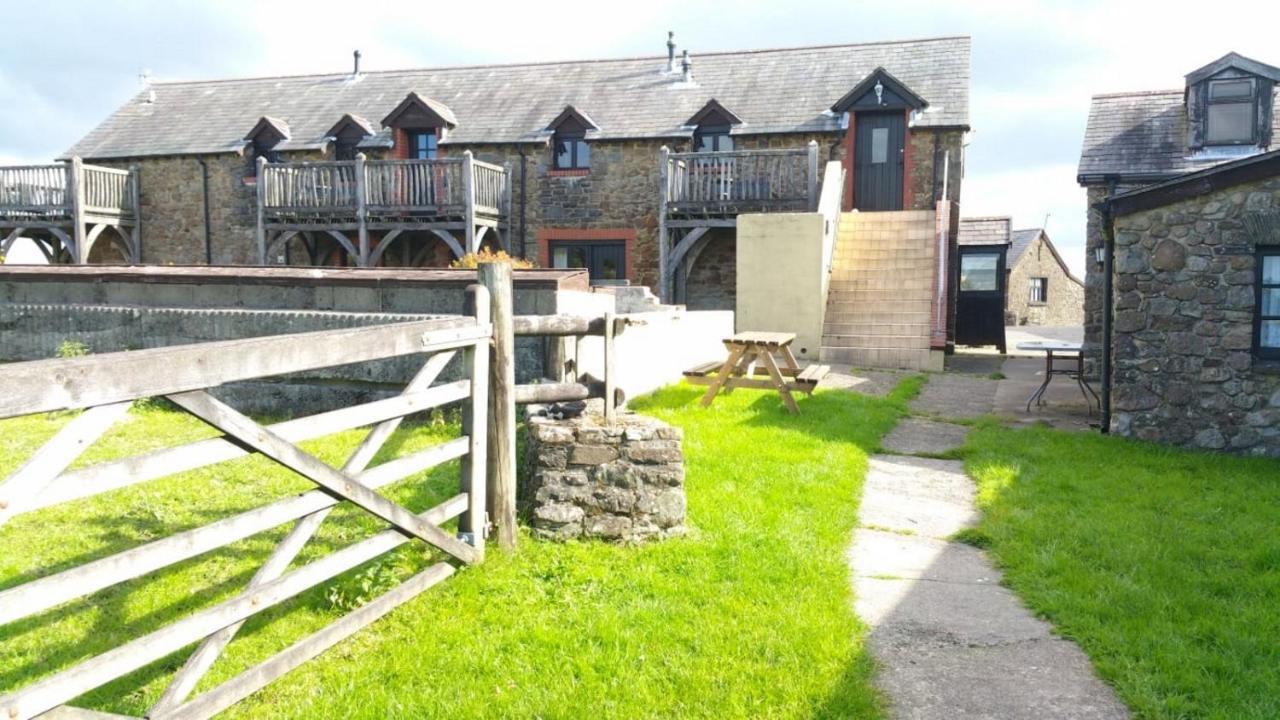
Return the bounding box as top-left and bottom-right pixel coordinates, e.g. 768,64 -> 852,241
0,379 -> 920,718
962,425 -> 1280,720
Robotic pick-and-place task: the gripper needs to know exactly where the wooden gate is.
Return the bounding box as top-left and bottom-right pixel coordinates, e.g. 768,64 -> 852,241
0,287 -> 495,719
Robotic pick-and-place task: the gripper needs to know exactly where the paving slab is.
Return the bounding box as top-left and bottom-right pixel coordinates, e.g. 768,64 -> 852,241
994,356 -> 1097,432
821,368 -> 906,397
881,418 -> 969,456
851,454 -> 1129,719
910,374 -> 997,420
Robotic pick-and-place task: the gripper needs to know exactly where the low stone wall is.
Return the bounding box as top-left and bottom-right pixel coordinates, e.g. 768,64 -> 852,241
522,412 -> 686,542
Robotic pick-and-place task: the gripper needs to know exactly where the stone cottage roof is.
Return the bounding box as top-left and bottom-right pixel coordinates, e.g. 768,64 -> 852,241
1108,147 -> 1280,217
957,216 -> 1011,246
1077,89 -> 1280,183
1009,228 -> 1083,285
64,36 -> 971,160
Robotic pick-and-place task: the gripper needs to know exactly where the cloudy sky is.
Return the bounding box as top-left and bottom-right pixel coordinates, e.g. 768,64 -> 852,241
2,0 -> 1275,274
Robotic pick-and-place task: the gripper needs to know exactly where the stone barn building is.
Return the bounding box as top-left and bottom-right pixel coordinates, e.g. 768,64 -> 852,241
1005,227 -> 1084,326
1101,149 -> 1280,456
2,35 -> 970,319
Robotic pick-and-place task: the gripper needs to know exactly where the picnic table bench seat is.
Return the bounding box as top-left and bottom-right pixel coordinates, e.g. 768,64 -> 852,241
683,332 -> 828,414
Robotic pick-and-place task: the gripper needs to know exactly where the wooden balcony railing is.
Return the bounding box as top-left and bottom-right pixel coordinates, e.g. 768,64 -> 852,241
661,143 -> 820,217
259,153 -> 510,226
0,159 -> 138,224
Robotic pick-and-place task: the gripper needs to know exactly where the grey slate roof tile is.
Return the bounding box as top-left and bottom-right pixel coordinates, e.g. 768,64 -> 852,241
65,36 -> 970,159
1077,89 -> 1280,181
958,216 -> 1011,246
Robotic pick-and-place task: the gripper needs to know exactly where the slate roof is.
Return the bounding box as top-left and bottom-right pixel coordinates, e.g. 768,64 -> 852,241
1008,228 -> 1083,285
64,36 -> 970,159
957,216 -> 1011,246
1077,89 -> 1280,182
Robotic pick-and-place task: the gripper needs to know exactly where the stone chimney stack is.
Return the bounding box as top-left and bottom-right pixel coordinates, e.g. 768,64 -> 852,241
666,32 -> 677,73
681,50 -> 692,83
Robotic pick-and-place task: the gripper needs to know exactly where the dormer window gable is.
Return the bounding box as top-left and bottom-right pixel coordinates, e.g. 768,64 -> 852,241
830,67 -> 928,114
382,92 -> 457,159
326,114 -> 375,161
687,100 -> 742,153
1186,53 -> 1280,150
548,106 -> 597,170
244,116 -> 290,163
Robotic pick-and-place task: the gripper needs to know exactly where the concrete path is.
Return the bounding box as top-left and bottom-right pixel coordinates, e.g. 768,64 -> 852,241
850,424 -> 1128,718
909,373 -> 998,420
821,368 -> 906,397
881,418 -> 969,456
994,357 -> 1097,433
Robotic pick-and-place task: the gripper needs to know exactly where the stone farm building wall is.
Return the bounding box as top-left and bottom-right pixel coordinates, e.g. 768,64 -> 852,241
1008,232 -> 1084,326
1110,174 -> 1280,456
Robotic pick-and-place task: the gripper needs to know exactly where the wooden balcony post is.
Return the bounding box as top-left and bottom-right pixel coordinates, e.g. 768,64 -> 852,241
807,141 -> 820,211
478,261 -> 516,550
354,153 -> 369,266
501,161 -> 513,253
658,146 -> 670,302
69,156 -> 86,263
255,156 -> 268,264
462,151 -> 476,254
128,165 -> 142,263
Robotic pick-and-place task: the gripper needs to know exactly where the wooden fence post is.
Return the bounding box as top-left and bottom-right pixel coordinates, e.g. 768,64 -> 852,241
69,156 -> 86,264
478,262 -> 516,549
459,284 -> 491,557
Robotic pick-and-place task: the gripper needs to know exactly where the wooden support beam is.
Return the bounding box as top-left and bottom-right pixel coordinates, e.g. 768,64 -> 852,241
657,146 -> 670,302
255,156 -> 268,264
354,153 -> 369,266
462,151 -> 476,254
69,157 -> 86,264
0,494 -> 468,720
152,563 -> 456,720
0,401 -> 131,528
478,263 -> 516,550
167,390 -> 479,564
0,317 -> 486,418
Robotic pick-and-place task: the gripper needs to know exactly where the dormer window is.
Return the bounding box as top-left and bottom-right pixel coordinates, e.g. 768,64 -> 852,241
327,114 -> 375,161
408,130 -> 438,160
546,105 -> 598,172
1206,78 -> 1256,144
381,92 -> 457,161
686,99 -> 743,154
244,116 -> 290,169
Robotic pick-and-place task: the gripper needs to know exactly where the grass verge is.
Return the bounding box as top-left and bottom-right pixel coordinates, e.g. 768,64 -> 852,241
1,381 -> 911,718
963,424 -> 1280,719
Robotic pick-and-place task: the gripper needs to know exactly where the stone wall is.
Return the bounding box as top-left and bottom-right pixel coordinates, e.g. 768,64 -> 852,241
1007,233 -> 1085,326
906,128 -> 965,211
1110,175 -> 1280,456
522,411 -> 686,542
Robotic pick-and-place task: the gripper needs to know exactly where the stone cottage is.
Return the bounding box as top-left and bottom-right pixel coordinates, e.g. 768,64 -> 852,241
0,34 -> 970,318
1078,52 -> 1280,368
1100,149 -> 1279,456
1005,228 -> 1084,326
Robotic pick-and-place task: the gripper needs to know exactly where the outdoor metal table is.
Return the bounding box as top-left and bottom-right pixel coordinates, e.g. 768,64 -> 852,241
682,332 -> 829,414
1016,341 -> 1099,416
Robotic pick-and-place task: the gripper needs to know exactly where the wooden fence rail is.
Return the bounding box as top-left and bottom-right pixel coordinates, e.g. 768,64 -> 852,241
0,298 -> 495,720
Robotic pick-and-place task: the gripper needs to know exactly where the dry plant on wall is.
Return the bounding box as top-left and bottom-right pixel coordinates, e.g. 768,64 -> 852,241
450,249 -> 537,270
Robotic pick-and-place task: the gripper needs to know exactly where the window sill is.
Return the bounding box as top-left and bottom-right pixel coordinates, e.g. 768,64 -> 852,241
1028,301 -> 1048,307
548,169 -> 590,178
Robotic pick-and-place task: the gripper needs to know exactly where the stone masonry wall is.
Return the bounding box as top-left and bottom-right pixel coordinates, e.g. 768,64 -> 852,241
1007,233 -> 1085,326
907,128 -> 965,211
522,411 -> 686,542
1111,174 -> 1280,456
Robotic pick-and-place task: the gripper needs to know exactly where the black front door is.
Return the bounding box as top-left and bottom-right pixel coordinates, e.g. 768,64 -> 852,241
955,247 -> 1008,352
853,111 -> 905,211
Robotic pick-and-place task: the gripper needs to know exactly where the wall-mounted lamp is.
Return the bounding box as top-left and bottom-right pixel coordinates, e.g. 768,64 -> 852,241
1093,244 -> 1106,268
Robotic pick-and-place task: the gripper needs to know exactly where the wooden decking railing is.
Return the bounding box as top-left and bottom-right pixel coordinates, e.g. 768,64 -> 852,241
0,159 -> 138,223
661,143 -> 820,217
259,153 -> 510,226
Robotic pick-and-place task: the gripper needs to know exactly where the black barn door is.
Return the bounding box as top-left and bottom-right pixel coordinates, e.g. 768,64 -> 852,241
955,246 -> 1009,352
853,111 -> 905,211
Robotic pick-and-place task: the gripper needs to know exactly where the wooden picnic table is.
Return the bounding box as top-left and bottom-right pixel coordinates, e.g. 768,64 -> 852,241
683,331 -> 829,414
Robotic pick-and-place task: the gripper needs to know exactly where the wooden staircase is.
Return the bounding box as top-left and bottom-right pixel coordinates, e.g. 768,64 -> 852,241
821,210 -> 941,371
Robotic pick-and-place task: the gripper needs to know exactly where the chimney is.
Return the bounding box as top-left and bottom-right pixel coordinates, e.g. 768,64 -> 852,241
681,50 -> 692,83
352,49 -> 362,78
666,31 -> 677,73
139,69 -> 155,104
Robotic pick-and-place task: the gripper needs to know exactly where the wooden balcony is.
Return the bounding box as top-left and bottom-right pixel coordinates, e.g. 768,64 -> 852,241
0,158 -> 140,263
256,153 -> 511,267
660,145 -> 820,224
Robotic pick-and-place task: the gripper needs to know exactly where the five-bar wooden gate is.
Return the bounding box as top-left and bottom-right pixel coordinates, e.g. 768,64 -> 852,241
0,287 -> 495,720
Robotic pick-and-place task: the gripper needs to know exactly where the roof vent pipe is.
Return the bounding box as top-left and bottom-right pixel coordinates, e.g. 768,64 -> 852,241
681,50 -> 692,83
666,32 -> 677,73
353,49 -> 362,78
139,69 -> 155,104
